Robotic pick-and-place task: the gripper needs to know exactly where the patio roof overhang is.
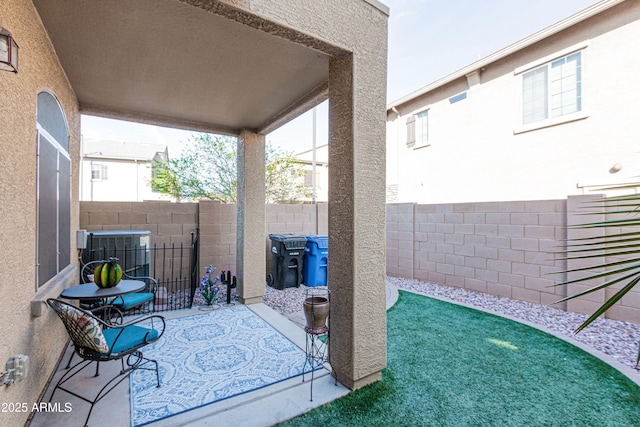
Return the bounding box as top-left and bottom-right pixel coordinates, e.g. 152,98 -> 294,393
32,0 -> 332,136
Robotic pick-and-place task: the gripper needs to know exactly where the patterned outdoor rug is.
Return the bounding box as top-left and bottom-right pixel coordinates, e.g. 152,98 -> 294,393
130,306 -> 314,427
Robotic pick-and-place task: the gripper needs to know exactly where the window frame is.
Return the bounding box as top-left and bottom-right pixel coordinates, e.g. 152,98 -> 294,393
406,107 -> 431,150
415,109 -> 429,148
36,90 -> 70,289
91,163 -> 108,181
514,41 -> 590,134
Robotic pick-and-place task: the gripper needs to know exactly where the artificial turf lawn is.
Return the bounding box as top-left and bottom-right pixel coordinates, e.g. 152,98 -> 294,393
279,290 -> 640,426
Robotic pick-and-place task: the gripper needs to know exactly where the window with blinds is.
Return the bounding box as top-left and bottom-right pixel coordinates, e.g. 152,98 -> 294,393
522,51 -> 582,125
91,163 -> 108,181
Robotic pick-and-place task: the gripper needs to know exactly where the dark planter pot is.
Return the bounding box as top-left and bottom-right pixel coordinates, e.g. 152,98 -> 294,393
303,296 -> 329,333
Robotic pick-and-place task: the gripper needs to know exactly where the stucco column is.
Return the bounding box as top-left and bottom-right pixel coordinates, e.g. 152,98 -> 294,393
328,52 -> 387,389
236,130 -> 266,304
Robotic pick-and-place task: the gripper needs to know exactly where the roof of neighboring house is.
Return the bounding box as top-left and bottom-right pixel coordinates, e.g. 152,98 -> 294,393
82,138 -> 168,161
294,144 -> 328,165
387,0 -> 625,111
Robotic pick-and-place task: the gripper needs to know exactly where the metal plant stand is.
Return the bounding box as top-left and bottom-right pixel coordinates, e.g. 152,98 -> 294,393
302,288 -> 333,401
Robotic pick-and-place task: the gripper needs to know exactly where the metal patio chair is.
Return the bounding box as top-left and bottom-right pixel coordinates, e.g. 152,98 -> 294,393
46,298 -> 165,427
81,260 -> 157,314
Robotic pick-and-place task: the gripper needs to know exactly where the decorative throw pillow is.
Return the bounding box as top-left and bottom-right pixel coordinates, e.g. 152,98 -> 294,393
60,304 -> 109,353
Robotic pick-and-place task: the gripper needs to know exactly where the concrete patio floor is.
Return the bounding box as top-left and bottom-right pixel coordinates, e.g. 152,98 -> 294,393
29,302 -> 350,427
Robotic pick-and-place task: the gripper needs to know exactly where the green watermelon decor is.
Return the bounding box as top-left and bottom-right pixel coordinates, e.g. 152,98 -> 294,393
94,257 -> 123,288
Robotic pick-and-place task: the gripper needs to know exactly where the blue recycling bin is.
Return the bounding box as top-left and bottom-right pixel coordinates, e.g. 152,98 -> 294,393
303,235 -> 328,287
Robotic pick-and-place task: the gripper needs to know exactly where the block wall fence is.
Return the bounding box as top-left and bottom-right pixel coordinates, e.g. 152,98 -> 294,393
81,196 -> 640,323
387,196 -> 640,324
80,200 -> 328,280
386,200 -> 568,309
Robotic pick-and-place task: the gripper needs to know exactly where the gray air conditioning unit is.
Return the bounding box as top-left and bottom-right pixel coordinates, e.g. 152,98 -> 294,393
82,230 -> 151,276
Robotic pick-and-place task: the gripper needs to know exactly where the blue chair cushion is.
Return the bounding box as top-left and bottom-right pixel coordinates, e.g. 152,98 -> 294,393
110,292 -> 154,310
103,325 -> 159,354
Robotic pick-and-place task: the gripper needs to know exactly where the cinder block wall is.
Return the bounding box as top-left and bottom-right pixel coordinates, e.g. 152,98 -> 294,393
80,201 -> 329,278
387,198 -> 640,323
80,201 -> 198,245
387,200 -> 568,307
80,201 -> 199,281
386,203 -> 415,278
81,199 -> 640,323
199,200 -> 237,273
565,196 -> 640,322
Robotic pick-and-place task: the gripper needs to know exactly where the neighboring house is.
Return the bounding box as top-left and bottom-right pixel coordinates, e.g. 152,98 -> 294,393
294,143 -> 329,202
81,138 -> 172,201
386,0 -> 640,204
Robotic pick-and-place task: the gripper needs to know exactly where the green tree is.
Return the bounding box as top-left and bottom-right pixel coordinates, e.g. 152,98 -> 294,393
151,134 -> 236,202
152,133 -> 309,203
265,143 -> 310,204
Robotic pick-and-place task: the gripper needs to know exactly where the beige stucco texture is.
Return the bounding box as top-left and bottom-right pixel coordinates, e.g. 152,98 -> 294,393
237,130 -> 267,305
0,1 -> 81,426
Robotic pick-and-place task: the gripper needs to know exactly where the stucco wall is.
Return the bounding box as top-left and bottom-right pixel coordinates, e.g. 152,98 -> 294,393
0,1 -> 80,425
387,0 -> 640,204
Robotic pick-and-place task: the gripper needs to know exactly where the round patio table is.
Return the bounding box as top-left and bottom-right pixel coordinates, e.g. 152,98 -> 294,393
60,280 -> 146,323
60,279 -> 146,303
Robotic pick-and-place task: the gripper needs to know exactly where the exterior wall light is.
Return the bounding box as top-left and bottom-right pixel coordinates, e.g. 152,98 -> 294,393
0,26 -> 19,73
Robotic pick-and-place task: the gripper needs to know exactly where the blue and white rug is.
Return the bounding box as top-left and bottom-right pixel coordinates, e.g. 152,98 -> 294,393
130,306 -> 314,427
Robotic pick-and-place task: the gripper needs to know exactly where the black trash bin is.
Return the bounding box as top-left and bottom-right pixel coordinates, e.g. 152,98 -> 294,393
267,234 -> 307,289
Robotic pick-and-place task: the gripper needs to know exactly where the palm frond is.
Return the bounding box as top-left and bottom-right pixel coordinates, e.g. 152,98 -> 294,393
569,217 -> 640,228
565,235 -> 640,248
553,184 -> 640,335
554,269 -> 640,302
574,276 -> 640,333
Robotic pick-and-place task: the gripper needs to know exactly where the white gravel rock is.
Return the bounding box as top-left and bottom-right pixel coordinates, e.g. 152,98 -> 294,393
263,284 -> 328,316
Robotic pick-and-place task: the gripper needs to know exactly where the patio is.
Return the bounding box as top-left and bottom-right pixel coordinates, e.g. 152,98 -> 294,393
29,302 -> 349,427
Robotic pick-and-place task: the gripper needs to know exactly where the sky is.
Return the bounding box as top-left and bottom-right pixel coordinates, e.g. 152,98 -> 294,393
82,0 -> 599,156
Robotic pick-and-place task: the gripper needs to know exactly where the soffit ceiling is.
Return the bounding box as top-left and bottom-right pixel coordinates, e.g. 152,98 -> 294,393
33,0 -> 330,135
